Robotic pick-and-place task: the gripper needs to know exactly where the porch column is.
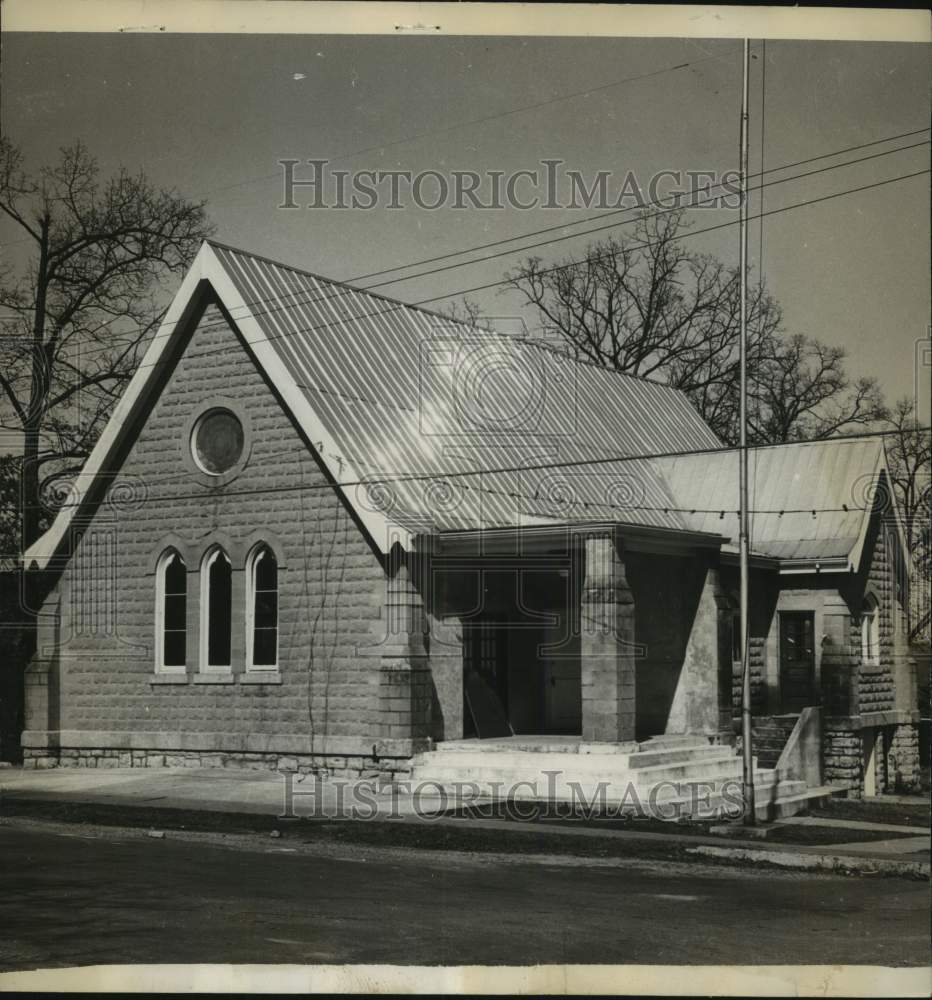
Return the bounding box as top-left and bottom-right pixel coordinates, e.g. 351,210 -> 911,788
378,556 -> 432,745
23,588 -> 61,765
668,557 -> 731,736
820,593 -> 859,717
580,530 -> 636,742
425,612 -> 465,741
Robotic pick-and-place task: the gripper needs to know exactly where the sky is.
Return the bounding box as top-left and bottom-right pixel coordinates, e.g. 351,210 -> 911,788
1,31 -> 929,422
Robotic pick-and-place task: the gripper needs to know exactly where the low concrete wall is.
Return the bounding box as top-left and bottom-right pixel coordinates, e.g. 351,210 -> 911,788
775,706 -> 822,788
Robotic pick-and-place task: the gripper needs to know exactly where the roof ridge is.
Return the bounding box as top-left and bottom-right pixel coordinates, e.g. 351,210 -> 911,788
206,239 -> 691,396
652,435 -> 884,459
207,237 -> 479,331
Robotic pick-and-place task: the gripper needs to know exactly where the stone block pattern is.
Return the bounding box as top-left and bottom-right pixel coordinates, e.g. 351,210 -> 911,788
887,722 -> 920,793
854,520 -> 898,713
22,746 -> 413,778
43,300 -> 390,762
822,721 -> 920,798
731,636 -> 767,717
822,723 -> 862,794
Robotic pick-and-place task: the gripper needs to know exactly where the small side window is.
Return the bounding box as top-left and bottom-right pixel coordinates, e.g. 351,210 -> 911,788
156,549 -> 187,671
200,547 -> 232,670
861,595 -> 880,666
246,545 -> 278,669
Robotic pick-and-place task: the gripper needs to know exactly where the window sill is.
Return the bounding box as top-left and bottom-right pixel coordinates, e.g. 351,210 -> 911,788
194,672 -> 235,685
150,673 -> 190,685
241,670 -> 282,685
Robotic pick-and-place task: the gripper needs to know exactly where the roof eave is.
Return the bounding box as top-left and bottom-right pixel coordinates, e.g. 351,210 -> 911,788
776,556 -> 853,575
24,241 -> 411,570
418,520 -> 729,553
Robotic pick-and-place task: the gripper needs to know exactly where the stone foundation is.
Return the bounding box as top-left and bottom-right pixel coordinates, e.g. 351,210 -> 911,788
887,722 -> 921,793
822,723 -> 862,794
22,746 -> 414,779
822,718 -> 921,798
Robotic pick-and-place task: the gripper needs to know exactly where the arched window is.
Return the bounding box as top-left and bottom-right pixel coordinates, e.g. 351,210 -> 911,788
246,545 -> 278,669
200,547 -> 232,669
156,549 -> 187,671
861,594 -> 880,666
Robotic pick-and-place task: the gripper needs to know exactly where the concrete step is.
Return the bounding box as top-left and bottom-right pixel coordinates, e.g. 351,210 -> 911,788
609,754 -> 749,783
413,745 -> 727,777
432,740 -> 638,755
410,752 -> 752,789
637,734 -> 713,750
406,769 -> 796,819
754,783 -> 844,821
625,745 -> 731,769
410,739 -> 822,819
409,762 -> 782,800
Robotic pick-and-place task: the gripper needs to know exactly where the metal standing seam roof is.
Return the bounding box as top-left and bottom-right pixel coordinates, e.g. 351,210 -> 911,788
25,240 -> 901,569
651,436 -> 888,564
209,242 -> 722,535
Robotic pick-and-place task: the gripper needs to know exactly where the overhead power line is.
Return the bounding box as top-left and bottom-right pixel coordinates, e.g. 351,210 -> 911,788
204,56 -> 725,201
417,167 -> 930,304
361,140 -> 930,290
26,423 -> 929,517
47,157 -> 931,375
350,126 -> 930,286
6,130 -> 927,369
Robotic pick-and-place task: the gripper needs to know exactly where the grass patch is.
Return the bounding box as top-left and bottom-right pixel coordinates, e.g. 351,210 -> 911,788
810,797 -> 929,829
762,825 -> 919,846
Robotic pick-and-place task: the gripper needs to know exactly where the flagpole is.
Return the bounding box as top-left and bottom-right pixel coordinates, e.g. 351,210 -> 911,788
739,38 -> 756,825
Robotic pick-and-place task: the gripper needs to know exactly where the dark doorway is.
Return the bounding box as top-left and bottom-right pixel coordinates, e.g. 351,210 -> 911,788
463,619 -> 513,738
779,611 -> 815,712
462,615 -> 581,738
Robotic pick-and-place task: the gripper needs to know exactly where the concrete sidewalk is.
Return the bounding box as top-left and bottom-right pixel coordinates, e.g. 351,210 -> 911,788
1,766 -> 928,878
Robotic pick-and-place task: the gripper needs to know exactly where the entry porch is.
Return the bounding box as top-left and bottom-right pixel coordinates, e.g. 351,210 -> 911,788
415,523 -> 735,746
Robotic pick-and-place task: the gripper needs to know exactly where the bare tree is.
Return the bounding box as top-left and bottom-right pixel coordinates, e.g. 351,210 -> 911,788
884,400 -> 931,643
749,335 -> 888,444
0,138 -> 213,553
506,210 -> 887,445
884,399 -> 931,545
435,297 -> 490,331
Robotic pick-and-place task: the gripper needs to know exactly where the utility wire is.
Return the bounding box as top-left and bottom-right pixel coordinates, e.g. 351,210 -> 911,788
47,157 -> 932,374
0,55 -> 726,249
350,126 -> 929,286
204,56 -> 725,201
419,167 -> 929,303
28,422 -> 928,516
7,127 -> 927,362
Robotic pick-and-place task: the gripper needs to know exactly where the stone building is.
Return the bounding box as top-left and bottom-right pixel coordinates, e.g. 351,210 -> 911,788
21,241 -> 920,800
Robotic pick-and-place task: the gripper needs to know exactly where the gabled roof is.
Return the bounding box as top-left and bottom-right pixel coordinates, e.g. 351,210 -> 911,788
25,240 -> 722,567
653,436 -> 908,572
25,240 -> 907,575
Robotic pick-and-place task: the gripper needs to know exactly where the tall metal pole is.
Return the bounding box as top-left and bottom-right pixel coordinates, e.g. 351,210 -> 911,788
739,38 -> 756,825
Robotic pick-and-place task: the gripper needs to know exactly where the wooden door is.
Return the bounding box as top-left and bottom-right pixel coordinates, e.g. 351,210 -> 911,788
779,611 -> 815,713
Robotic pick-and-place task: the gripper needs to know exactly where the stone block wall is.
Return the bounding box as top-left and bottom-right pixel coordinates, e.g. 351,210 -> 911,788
853,517 -> 898,714
888,723 -> 921,793
822,720 -> 920,797
581,533 -> 636,742
22,746 -> 415,778
822,722 -> 863,793
24,296 -> 401,769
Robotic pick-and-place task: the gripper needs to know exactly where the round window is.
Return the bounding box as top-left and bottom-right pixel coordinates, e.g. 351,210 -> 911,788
191,408 -> 244,475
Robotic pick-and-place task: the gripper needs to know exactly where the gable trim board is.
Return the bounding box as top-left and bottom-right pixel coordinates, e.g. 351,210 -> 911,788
25,242 -> 403,571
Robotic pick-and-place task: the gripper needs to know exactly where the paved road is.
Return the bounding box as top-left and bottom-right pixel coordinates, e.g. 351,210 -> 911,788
0,823 -> 928,970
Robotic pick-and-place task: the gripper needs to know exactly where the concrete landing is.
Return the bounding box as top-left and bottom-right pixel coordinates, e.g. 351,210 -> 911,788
410,738 -> 815,819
